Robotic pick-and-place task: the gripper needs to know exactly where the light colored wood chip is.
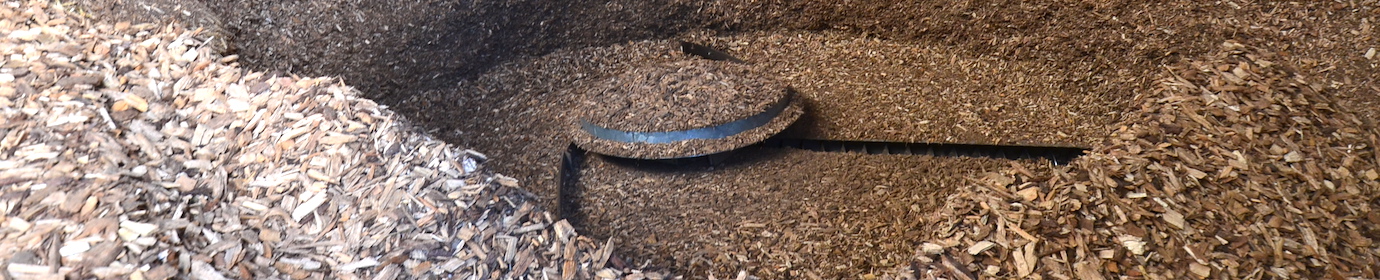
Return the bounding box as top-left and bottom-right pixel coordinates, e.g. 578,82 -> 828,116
966,241 -> 996,255
292,192 -> 328,222
1188,263 -> 1211,279
1162,210 -> 1186,230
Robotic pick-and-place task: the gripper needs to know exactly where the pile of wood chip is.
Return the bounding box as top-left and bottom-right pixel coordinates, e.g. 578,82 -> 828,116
7,0 -> 1377,279
0,1 -> 660,279
915,42 -> 1379,279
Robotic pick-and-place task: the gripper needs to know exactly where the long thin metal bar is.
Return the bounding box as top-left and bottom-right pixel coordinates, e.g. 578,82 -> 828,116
680,41 -> 746,63
759,138 -> 1087,164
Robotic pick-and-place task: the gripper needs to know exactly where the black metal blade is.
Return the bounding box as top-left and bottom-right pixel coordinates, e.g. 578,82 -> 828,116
556,144 -> 586,221
679,41 -> 746,63
759,138 -> 1087,164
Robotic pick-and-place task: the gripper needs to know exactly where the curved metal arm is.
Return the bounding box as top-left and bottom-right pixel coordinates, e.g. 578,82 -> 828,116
578,93 -> 793,144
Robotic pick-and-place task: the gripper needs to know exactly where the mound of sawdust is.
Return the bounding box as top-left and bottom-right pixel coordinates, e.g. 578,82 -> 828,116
580,59 -> 786,133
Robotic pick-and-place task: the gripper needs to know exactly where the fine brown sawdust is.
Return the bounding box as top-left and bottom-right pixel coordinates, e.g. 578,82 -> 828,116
684,30 -> 1125,146
194,0 -> 708,106
580,60 -> 786,133
571,148 -> 1055,278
